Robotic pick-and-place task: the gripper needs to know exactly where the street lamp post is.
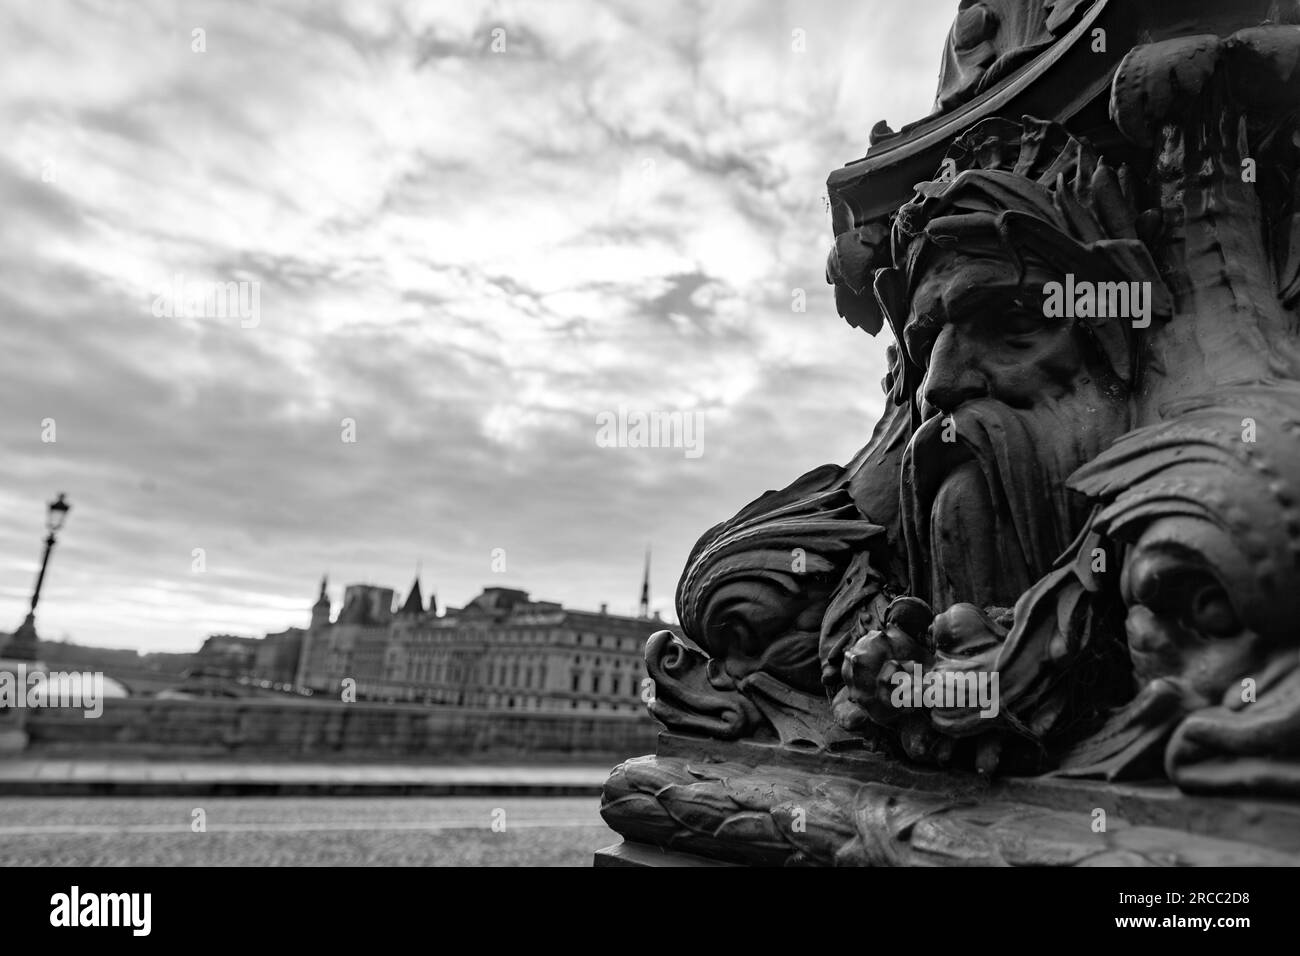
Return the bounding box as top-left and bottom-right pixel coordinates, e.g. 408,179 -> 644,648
3,493 -> 72,662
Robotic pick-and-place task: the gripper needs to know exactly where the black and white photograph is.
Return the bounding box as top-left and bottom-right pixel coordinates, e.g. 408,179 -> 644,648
0,0 -> 1297,932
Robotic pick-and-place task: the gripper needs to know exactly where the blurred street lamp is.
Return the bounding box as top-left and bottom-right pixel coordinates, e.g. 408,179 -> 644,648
46,493 -> 71,534
2,493 -> 72,662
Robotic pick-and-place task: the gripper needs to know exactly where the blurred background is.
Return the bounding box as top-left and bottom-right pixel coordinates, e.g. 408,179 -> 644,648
0,0 -> 953,865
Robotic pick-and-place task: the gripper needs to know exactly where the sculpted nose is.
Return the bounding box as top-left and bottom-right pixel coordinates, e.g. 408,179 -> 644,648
921,325 -> 986,414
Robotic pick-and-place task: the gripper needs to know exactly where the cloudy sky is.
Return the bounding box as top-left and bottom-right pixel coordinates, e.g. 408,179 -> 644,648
0,0 -> 955,651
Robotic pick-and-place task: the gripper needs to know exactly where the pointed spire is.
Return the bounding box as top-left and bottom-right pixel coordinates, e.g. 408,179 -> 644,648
310,574 -> 332,629
400,572 -> 424,616
639,546 -> 651,619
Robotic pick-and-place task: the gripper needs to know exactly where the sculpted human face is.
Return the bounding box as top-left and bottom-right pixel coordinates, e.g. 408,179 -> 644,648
900,250 -> 1131,610
1121,518 -> 1271,702
904,254 -> 1103,419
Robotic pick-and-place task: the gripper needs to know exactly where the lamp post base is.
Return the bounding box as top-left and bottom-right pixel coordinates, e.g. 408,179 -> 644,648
1,614 -> 38,663
0,653 -> 37,754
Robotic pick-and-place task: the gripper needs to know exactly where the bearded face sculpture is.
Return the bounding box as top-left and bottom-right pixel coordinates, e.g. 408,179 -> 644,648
901,257 -> 1130,609
883,118 -> 1172,606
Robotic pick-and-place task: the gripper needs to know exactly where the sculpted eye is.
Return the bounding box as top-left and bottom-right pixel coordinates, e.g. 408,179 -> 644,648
1001,306 -> 1041,337
1188,583 -> 1239,637
1128,552 -> 1241,637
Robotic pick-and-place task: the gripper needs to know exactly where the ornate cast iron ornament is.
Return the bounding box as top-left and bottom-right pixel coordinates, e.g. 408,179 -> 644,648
600,0 -> 1300,867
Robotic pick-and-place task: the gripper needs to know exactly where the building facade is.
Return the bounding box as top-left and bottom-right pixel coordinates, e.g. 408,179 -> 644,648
254,627 -> 304,686
196,633 -> 261,677
296,579 -> 673,713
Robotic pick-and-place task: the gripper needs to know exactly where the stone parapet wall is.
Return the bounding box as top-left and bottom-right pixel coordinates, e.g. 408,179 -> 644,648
24,697 -> 657,760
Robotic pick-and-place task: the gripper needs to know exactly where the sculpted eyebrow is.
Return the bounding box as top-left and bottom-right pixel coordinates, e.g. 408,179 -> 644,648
937,282 -> 1047,326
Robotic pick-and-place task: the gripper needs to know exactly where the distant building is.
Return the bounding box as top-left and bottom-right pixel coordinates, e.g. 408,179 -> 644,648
196,633 -> 261,677
295,580 -> 395,692
189,629 -> 304,696
296,576 -> 675,713
254,626 -> 304,686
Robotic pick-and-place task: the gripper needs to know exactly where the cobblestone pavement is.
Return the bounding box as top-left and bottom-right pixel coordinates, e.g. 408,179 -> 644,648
0,796 -> 617,866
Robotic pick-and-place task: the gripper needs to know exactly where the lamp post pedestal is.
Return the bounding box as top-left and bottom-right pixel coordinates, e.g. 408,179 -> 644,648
0,615 -> 42,752
2,613 -> 38,663
0,704 -> 29,754
0,649 -> 40,757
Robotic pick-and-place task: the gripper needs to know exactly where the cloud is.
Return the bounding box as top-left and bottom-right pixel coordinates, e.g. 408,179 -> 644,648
0,0 -> 956,650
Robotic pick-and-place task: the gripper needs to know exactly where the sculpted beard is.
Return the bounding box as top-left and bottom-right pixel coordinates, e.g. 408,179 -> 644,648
901,388 -> 1129,610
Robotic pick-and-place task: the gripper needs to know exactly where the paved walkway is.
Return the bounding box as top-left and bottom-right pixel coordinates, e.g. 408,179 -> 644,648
0,759 -> 615,796
0,796 -> 615,865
